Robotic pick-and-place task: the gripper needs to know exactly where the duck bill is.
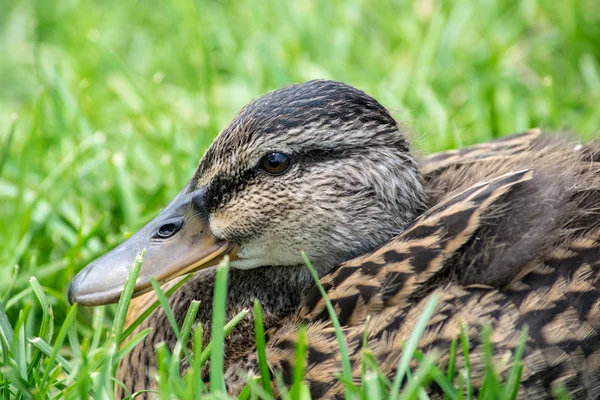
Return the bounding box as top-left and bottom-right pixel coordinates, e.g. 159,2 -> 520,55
68,187 -> 235,306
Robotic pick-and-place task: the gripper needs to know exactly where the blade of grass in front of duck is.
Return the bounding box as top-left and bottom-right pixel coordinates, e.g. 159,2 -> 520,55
290,325 -> 308,398
337,375 -> 366,399
390,293 -> 439,400
210,257 -> 229,395
506,363 -> 524,400
460,323 -> 473,400
194,308 -> 249,367
113,328 -> 152,365
39,303 -> 77,395
99,250 -> 144,397
362,351 -> 393,390
191,322 -> 206,399
444,338 -> 458,400
156,342 -> 173,399
165,302 -> 200,394
14,309 -> 27,381
253,300 -> 273,397
239,376 -> 273,400
360,314 -> 371,391
150,277 -> 192,364
412,349 -> 458,400
1,368 -> 33,398
273,370 -> 291,400
505,326 -> 528,400
28,337 -> 73,374
237,380 -> 253,400
553,385 -> 570,400
121,273 -> 193,341
478,324 -> 499,398
28,277 -> 54,376
3,286 -> 33,311
112,249 -> 145,345
180,300 -> 200,345
364,371 -> 383,400
457,369 -> 464,400
398,353 -> 437,400
67,318 -> 81,361
302,252 -> 354,400
90,305 -> 105,351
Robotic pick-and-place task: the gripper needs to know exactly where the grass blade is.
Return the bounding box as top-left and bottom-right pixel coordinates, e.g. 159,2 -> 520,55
0,302 -> 13,349
291,325 -> 308,398
195,308 -> 249,367
114,328 -> 152,365
302,252 -> 354,400
460,323 -> 473,400
121,273 -> 193,341
413,349 -> 458,400
398,354 -> 437,400
150,277 -> 192,364
364,371 -> 382,400
0,114 -> 17,177
445,337 -> 458,400
14,310 -> 27,380
390,294 -> 439,400
209,258 -> 229,394
40,303 -> 77,391
90,305 -> 105,351
29,337 -> 73,374
29,277 -> 54,375
180,300 -> 201,345
253,300 -> 273,397
112,250 -> 145,345
1,265 -> 19,304
505,326 -> 528,400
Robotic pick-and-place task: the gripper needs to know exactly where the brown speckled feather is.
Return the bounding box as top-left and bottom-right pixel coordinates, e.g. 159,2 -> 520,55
298,169 -> 534,325
420,128 -> 541,176
262,135 -> 600,399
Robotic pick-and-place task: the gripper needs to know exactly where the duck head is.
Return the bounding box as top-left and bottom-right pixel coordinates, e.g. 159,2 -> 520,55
69,80 -> 427,306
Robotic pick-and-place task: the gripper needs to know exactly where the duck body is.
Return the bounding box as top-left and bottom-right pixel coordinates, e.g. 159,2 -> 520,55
67,81 -> 600,399
269,131 -> 600,399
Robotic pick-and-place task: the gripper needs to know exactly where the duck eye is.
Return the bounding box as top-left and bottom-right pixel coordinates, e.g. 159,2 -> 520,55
155,219 -> 183,239
259,152 -> 291,175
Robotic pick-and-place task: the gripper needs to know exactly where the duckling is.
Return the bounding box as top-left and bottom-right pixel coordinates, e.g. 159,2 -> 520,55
68,80 -> 600,398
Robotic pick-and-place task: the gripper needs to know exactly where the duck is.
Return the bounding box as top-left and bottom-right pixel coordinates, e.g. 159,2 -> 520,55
68,80 -> 600,399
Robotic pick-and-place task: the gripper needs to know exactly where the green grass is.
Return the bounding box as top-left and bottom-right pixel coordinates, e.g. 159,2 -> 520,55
1,0 -> 599,398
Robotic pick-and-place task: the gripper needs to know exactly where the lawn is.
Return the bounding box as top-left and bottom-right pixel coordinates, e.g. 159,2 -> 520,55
1,0 -> 599,398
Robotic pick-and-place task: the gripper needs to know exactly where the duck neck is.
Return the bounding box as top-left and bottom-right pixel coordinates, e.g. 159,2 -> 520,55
221,264 -> 315,324
119,264 -> 314,394
155,265 -> 314,365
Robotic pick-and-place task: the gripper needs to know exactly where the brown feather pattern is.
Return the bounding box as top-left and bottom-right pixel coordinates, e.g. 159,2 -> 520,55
262,131 -> 600,399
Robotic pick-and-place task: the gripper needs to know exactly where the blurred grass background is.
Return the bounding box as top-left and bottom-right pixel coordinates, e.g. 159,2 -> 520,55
1,0 -> 600,373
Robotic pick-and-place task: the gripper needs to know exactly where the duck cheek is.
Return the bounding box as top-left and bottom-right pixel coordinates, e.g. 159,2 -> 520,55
208,206 -> 264,245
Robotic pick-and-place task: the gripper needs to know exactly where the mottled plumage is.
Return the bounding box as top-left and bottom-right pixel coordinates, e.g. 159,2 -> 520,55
268,143 -> 600,398
75,81 -> 600,399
